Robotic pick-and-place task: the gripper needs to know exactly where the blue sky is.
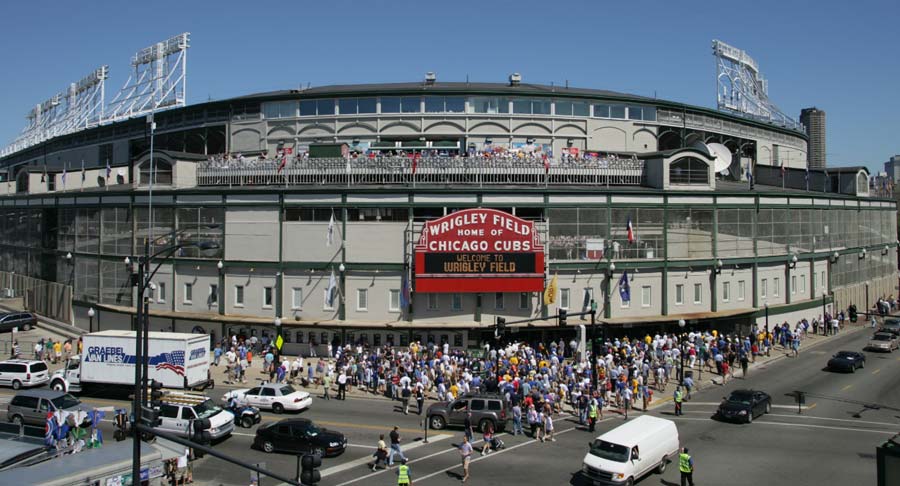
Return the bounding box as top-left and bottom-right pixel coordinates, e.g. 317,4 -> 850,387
1,0 -> 897,173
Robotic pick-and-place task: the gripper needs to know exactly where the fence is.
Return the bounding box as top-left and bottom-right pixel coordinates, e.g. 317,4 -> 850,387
196,156 -> 645,188
0,271 -> 73,324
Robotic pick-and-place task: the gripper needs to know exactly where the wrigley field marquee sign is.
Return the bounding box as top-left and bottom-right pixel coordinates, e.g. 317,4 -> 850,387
414,208 -> 545,292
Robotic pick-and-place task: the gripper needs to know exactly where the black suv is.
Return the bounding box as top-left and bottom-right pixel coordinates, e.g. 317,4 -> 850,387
0,313 -> 37,333
426,393 -> 509,432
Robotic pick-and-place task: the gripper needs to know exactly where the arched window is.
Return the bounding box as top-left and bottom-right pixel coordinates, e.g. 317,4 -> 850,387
670,157 -> 709,185
856,172 -> 869,195
15,171 -> 28,194
138,158 -> 173,186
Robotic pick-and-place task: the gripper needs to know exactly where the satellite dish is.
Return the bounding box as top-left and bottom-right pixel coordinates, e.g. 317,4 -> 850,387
707,143 -> 733,174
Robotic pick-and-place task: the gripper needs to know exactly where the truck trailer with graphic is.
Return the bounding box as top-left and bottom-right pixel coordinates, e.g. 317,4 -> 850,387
49,330 -> 211,394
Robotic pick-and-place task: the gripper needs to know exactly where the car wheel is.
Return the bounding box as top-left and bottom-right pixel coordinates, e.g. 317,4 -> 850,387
263,441 -> 275,453
478,418 -> 494,433
51,381 -> 65,392
851,365 -> 856,373
272,403 -> 284,414
765,402 -> 771,414
860,360 -> 865,369
656,458 -> 667,474
11,415 -> 23,427
625,477 -> 634,486
429,415 -> 445,430
11,380 -> 21,390
241,416 -> 253,428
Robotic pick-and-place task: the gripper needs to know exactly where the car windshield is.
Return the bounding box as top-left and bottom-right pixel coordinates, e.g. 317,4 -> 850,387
51,394 -> 81,410
883,319 -> 900,329
835,352 -> 857,358
873,335 -> 892,341
727,392 -> 753,405
194,399 -> 223,419
589,440 -> 629,463
307,423 -> 321,436
279,385 -> 296,395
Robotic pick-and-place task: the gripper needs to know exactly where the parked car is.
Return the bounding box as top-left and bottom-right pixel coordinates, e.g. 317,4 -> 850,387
867,333 -> 899,352
582,416 -> 680,485
0,313 -> 36,333
426,393 -> 509,432
7,389 -> 84,427
827,351 -> 866,372
157,391 -> 234,440
0,359 -> 49,389
222,383 -> 312,414
253,418 -> 347,457
716,389 -> 772,423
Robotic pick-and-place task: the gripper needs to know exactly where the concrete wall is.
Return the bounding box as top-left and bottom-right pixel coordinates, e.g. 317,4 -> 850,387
225,207 -> 279,261
224,267 -> 278,318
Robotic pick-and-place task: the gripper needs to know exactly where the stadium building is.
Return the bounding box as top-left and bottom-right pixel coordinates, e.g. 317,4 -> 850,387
0,71 -> 895,354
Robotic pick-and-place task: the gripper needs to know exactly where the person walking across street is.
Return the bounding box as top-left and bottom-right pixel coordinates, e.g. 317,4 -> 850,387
464,411 -> 474,442
588,399 -> 599,432
679,447 -> 695,486
337,371 -> 348,400
322,372 -> 332,400
388,426 -> 408,467
395,458 -> 413,486
458,436 -> 473,483
674,386 -> 684,416
512,402 -> 523,436
372,434 -> 388,471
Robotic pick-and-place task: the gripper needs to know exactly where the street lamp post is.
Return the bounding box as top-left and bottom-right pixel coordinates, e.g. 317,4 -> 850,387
678,319 -> 686,386
822,291 -> 828,335
338,263 -> 346,321
88,307 -> 95,334
764,303 -> 769,336
274,316 -> 282,358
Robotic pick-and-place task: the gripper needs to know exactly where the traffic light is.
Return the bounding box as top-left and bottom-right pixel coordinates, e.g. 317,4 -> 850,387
149,380 -> 163,408
496,316 -> 506,331
139,405 -> 161,428
192,418 -> 212,445
301,453 -> 322,485
558,309 -> 567,327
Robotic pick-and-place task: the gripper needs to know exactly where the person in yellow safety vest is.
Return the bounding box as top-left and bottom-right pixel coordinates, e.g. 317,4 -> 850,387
674,386 -> 684,416
588,401 -> 599,432
396,458 -> 413,486
679,447 -> 694,486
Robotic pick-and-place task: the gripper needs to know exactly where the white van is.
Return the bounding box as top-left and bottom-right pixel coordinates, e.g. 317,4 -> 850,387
582,415 -> 679,485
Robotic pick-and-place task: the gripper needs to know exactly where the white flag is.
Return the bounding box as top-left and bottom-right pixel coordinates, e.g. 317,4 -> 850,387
327,213 -> 335,247
326,269 -> 337,307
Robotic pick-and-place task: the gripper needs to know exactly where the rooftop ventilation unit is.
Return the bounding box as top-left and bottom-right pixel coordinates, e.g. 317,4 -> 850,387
424,72 -> 436,85
509,73 -> 521,86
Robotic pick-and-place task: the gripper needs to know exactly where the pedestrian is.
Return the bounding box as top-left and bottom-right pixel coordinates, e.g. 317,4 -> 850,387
480,421 -> 493,455
458,436 -> 473,483
372,434 -> 388,471
464,411 -> 474,442
543,412 -> 555,442
588,399 -> 599,432
415,387 -> 425,415
679,447 -> 695,486
395,458 -> 412,486
682,375 -> 693,400
512,402 -> 523,435
322,372 -> 332,400
337,371 -> 347,400
526,405 -> 538,437
740,352 -> 749,378
621,386 -> 632,420
674,386 -> 683,416
401,384 -> 411,414
388,426 -> 408,467
11,340 -> 19,359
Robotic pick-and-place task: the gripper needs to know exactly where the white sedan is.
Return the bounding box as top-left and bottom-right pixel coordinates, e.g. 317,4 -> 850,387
223,383 -> 313,413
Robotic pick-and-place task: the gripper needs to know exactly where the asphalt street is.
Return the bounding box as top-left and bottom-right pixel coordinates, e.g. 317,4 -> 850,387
1,326 -> 897,486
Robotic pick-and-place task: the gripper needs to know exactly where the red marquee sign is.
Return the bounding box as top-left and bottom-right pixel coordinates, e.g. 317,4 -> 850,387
414,208 -> 545,293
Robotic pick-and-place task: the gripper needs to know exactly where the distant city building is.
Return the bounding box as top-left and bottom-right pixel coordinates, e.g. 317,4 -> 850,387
800,107 -> 826,168
884,155 -> 900,183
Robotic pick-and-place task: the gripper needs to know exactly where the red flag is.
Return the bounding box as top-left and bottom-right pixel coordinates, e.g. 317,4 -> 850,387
277,154 -> 287,173
412,152 -> 419,175
543,153 -> 549,173
626,218 -> 635,244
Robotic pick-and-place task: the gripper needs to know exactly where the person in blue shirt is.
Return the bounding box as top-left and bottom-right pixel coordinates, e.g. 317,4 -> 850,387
213,346 -> 223,366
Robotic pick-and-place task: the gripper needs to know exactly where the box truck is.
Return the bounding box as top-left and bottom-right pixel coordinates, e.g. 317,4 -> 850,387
49,330 -> 211,394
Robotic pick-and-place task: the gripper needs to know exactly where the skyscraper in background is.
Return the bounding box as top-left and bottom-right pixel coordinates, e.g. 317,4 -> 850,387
800,107 -> 826,168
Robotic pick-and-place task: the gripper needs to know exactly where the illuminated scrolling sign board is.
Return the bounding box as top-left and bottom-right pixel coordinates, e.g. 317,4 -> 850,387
414,208 -> 544,293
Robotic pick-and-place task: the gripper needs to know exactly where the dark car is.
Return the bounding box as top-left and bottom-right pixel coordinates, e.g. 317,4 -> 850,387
426,393 -> 509,432
880,318 -> 900,336
716,389 -> 771,423
827,351 -> 866,372
0,313 -> 36,333
253,418 -> 347,457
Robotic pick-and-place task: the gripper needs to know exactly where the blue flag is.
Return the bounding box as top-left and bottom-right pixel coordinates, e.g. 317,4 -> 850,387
400,267 -> 411,309
618,271 -> 630,303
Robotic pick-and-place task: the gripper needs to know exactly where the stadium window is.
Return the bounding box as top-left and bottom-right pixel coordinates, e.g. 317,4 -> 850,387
183,283 -> 193,305
338,99 -> 357,115
627,106 -> 643,120
357,289 -> 368,311
209,284 -> 218,306
454,334 -> 463,347
722,282 -> 730,302
235,285 -> 244,307
773,277 -> 780,297
512,99 -> 531,114
557,100 -> 588,117
642,106 -> 656,121
263,286 -> 273,308
424,96 -> 444,113
675,284 -> 684,305
532,99 -> 551,115
560,288 -> 570,310
495,292 -> 504,310
316,99 -> 335,115
592,104 -> 611,118
451,293 -> 462,311
158,282 -> 166,303
573,101 -> 589,117
357,97 -> 376,113
263,101 -> 297,119
641,286 -> 651,307
610,105 -> 626,119
556,101 -> 573,116
669,157 -> 709,185
800,274 -> 805,293
299,100 -> 317,116
389,289 -> 400,312
738,280 -> 746,301
469,97 -> 508,114
380,97 -> 400,113
445,97 -> 465,113
761,279 -> 767,299
693,283 -> 702,304
791,275 -> 797,294
291,288 -> 303,310
401,97 -> 420,113
519,292 -> 529,309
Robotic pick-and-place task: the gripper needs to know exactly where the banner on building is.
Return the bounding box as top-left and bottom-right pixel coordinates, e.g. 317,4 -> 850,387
414,208 -> 545,293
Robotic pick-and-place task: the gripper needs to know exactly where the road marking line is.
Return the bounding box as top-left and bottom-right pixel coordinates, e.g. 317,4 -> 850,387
347,443 -> 377,450
673,401 -> 806,410
413,426 -> 579,485
872,369 -> 882,375
807,403 -> 817,410
314,420 -> 422,435
841,384 -> 854,391
766,413 -> 896,427
665,416 -> 897,434
320,433 -> 451,477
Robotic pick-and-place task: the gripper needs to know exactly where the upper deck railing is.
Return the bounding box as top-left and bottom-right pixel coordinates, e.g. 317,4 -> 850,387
196,156 -> 645,187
